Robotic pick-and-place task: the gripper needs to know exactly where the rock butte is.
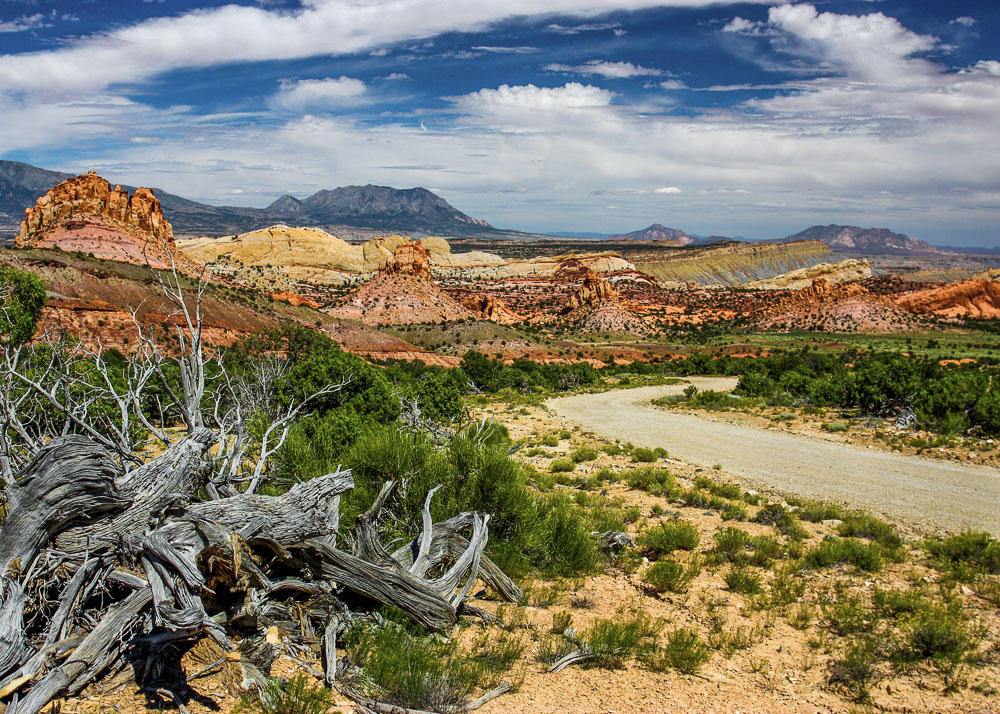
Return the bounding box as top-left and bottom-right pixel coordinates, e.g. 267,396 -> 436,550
895,278 -> 1000,319
16,171 -> 180,269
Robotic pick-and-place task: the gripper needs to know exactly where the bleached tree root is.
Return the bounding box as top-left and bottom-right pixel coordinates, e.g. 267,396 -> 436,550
0,433 -> 519,714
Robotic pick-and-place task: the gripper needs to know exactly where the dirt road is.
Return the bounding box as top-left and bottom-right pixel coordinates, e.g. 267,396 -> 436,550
548,378 -> 1000,535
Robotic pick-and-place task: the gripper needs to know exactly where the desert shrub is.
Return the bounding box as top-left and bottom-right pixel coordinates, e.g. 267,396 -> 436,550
650,628 -> 712,674
768,565 -> 806,605
584,614 -> 660,669
822,591 -> 872,636
235,673 -> 334,714
624,467 -> 676,495
714,527 -> 751,561
724,565 -> 762,594
753,503 -> 808,540
344,621 -> 486,711
788,604 -> 815,630
748,535 -> 784,567
637,520 -> 700,557
823,421 -> 849,433
805,538 -> 883,572
796,501 -> 847,523
537,634 -> 577,665
549,459 -> 575,473
924,531 -> 1000,578
0,266 -> 46,345
829,636 -> 882,702
643,555 -> 702,594
837,511 -> 902,548
570,447 -> 599,463
631,447 -> 658,463
541,435 -> 559,447
601,443 -> 623,456
559,429 -> 572,440
550,611 -> 573,634
720,503 -> 748,521
694,477 -> 742,500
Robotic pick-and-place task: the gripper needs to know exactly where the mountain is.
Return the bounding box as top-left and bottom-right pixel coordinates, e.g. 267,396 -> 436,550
608,223 -> 693,244
0,160 -> 504,239
778,224 -> 940,255
0,161 -> 73,230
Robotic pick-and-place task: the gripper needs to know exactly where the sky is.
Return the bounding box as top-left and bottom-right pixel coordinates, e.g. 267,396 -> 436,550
0,1 -> 998,246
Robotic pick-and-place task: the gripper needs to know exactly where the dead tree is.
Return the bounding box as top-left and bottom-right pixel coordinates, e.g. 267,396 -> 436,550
0,256 -> 521,713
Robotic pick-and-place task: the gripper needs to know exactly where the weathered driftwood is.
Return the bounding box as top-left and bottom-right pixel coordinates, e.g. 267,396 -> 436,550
0,428 -> 518,714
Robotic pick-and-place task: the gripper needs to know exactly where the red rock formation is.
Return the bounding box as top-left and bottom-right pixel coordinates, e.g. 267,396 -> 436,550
270,291 -> 323,309
461,295 -> 523,325
378,240 -> 432,277
327,241 -> 474,326
16,171 -> 180,268
564,270 -> 618,313
895,279 -> 1000,319
757,278 -> 918,333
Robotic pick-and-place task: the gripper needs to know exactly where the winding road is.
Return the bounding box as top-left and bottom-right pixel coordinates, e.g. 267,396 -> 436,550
547,378 -> 1000,535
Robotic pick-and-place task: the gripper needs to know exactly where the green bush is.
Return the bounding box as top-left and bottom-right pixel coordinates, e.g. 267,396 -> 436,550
723,565 -> 762,594
637,520 -> 700,557
570,447 -> 599,463
624,467 -> 676,495
823,421 -> 849,432
924,531 -> 1000,577
643,556 -> 702,593
829,636 -> 882,702
0,266 -> 46,345
631,447 -> 658,463
584,614 -> 660,669
235,673 -> 335,714
650,628 -> 711,674
837,512 -> 902,548
550,458 -> 576,473
541,435 -> 559,447
805,537 -> 884,572
713,527 -> 751,561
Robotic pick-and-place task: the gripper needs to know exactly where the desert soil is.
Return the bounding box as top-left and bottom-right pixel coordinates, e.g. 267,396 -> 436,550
548,379 -> 1000,537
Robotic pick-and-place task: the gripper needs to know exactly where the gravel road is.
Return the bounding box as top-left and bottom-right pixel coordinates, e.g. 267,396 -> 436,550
547,378 -> 1000,536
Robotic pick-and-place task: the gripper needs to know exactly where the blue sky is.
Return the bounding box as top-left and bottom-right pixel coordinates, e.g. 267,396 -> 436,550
1,1 -> 998,245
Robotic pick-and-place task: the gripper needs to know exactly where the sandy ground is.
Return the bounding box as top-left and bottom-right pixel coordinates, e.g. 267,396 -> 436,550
548,379 -> 1000,537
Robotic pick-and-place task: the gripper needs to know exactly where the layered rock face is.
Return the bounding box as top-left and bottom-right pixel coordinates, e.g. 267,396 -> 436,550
461,295 -> 523,325
757,278 -> 917,333
895,279 -> 1000,318
17,171 -> 177,267
378,239 -> 432,277
326,241 -> 474,326
742,258 -> 872,291
559,270 -> 648,334
565,270 -> 619,312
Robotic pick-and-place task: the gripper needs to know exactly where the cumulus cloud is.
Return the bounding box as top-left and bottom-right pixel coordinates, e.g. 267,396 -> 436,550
451,82 -> 614,118
658,79 -> 687,89
0,0 -> 756,97
270,77 -> 368,112
546,60 -> 662,78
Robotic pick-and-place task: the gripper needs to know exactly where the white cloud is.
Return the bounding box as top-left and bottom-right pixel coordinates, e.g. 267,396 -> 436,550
471,46 -> 537,54
722,17 -> 768,35
270,77 -> 368,112
546,60 -> 663,78
0,13 -> 48,33
546,22 -> 622,34
0,0 -> 763,97
654,186 -> 682,194
658,79 -> 687,89
451,82 -> 614,124
951,16 -> 977,27
382,72 -> 410,81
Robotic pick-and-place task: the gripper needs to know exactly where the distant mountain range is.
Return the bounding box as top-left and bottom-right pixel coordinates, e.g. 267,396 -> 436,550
776,224 -> 941,255
0,160 -> 521,239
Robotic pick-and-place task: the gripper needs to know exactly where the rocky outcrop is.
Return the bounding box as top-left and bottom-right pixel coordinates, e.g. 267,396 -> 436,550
757,278 -> 917,333
461,295 -> 523,325
895,279 -> 1000,318
742,258 -> 872,290
564,270 -> 618,312
269,291 -> 323,309
378,240 -> 432,277
638,240 -> 834,287
16,171 -> 177,267
326,241 -> 475,326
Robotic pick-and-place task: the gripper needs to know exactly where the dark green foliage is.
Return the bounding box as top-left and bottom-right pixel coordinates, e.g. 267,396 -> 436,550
570,447 -> 599,463
837,512 -> 902,548
805,537 -> 884,572
924,531 -> 1000,578
753,504 -> 808,540
623,467 -> 676,495
0,266 -> 46,345
650,628 -> 712,674
549,458 -> 575,473
637,520 -> 700,558
829,636 -> 882,702
235,673 -> 334,714
713,527 -> 751,561
723,565 -> 762,594
631,447 -> 658,463
583,614 -> 660,669
643,555 -> 702,593
343,621 -> 486,711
